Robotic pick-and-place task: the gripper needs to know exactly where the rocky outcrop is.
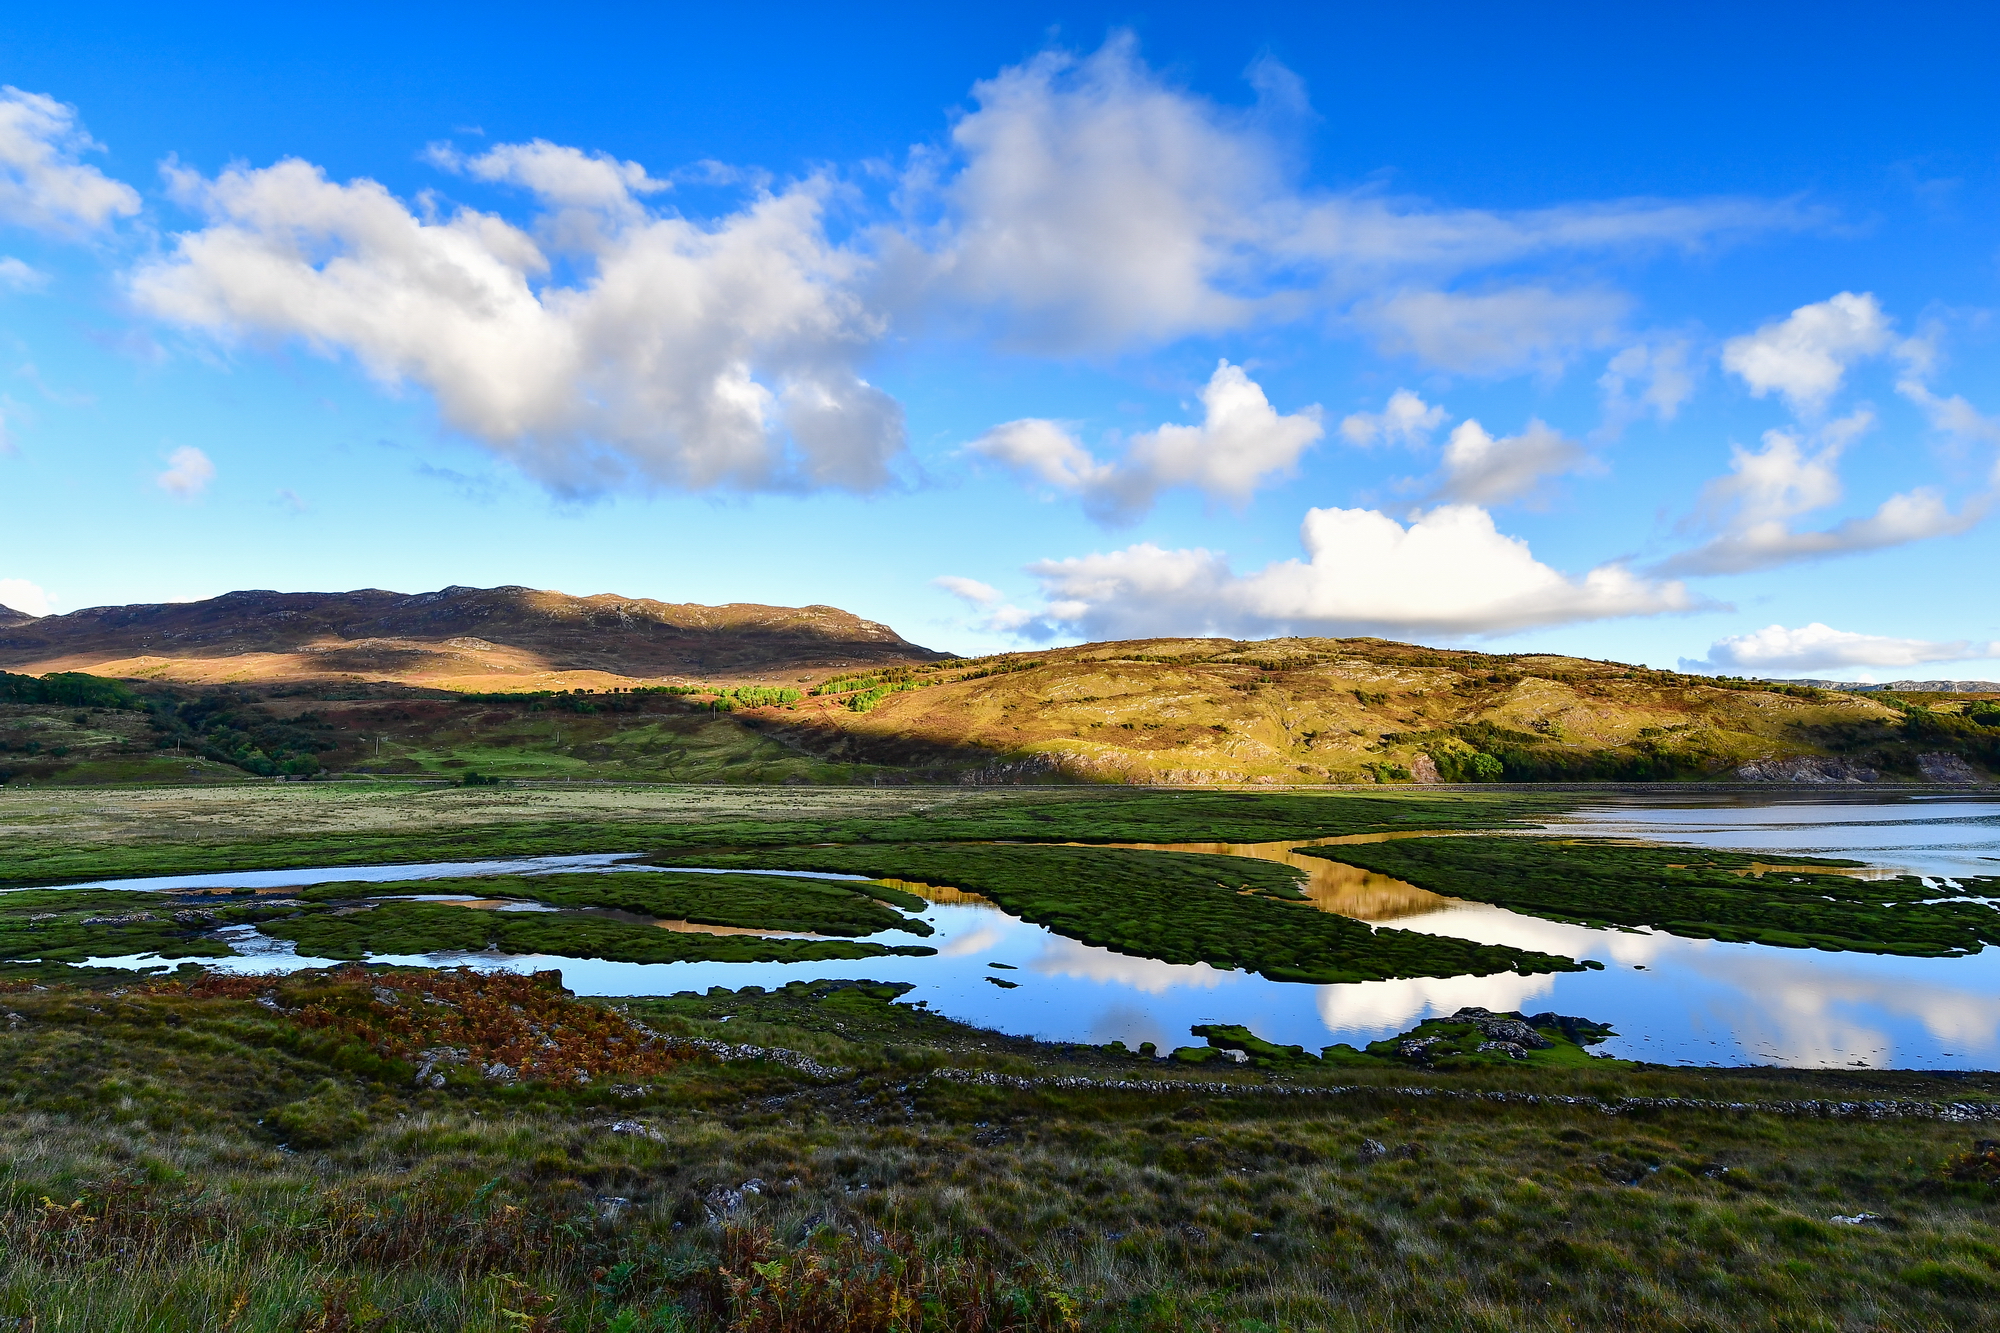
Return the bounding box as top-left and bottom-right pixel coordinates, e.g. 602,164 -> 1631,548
1736,756 -> 1881,783
1917,752 -> 1985,784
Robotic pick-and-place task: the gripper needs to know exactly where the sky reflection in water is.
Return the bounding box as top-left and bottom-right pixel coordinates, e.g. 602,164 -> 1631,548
74,795 -> 2000,1069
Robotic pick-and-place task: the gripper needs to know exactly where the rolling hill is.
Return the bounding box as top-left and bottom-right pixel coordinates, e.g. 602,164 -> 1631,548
1,586 -> 1994,786
0,585 -> 946,688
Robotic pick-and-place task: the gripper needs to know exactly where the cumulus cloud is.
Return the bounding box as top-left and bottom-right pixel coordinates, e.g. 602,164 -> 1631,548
1339,389 -> 1447,449
154,444 -> 215,498
1662,413 -> 1983,574
132,154 -> 901,495
1028,502 -> 1699,641
969,360 -> 1321,523
1688,622 -> 2000,673
104,40 -> 1828,499
916,34 -> 1283,350
932,575 -> 1002,605
966,418 -> 1109,492
1721,291 -> 1891,414
0,577 -> 53,617
435,138 -> 669,212
904,36 -> 1815,357
1356,286 -> 1628,377
0,87 -> 140,236
1598,337 -> 1697,434
1433,418 -> 1594,506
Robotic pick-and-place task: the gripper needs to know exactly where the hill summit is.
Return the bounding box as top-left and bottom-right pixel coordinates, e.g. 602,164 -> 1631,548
0,585 -> 946,689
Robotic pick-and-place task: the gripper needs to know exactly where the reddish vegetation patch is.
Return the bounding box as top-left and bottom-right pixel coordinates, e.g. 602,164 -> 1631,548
1942,1141 -> 2000,1186
170,967 -> 693,1086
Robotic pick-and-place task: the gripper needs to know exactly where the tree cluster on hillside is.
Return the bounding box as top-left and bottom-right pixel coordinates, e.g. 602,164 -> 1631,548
0,670 -> 140,709
146,693 -> 336,777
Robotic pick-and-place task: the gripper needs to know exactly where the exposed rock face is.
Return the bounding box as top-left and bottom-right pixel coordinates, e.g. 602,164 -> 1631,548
0,585 -> 947,685
1735,756 -> 1881,783
1917,752 -> 1984,784
1408,753 -> 1441,784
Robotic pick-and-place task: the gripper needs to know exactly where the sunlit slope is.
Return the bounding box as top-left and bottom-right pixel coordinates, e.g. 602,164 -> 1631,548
766,636 -> 1977,783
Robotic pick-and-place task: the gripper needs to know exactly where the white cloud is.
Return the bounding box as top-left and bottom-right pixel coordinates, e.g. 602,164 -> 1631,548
107,42 -> 1833,502
966,418 -> 1109,492
1692,622 -> 2000,672
1893,332 -> 2000,453
1899,377 -> 2000,448
1028,502 -> 1699,641
970,360 -> 1321,522
1669,487 -> 1982,574
438,139 -> 669,212
1434,417 -> 1594,506
1108,360 -> 1322,514
1356,286 -> 1628,377
0,256 -> 46,291
1598,338 -> 1696,433
1340,388 -> 1447,449
0,577 -> 53,616
914,34 -> 1279,350
1721,291 -> 1891,414
902,36 -> 1814,358
0,87 -> 140,236
932,574 -> 1056,640
155,444 -> 215,498
132,154 -> 901,495
933,575 -> 1002,605
1663,413 -> 1983,574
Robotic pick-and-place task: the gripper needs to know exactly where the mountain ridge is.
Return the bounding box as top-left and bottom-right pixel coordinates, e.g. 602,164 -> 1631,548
0,584 -> 947,687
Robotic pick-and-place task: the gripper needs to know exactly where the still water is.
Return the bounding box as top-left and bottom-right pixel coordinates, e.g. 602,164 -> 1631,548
64,794 -> 2000,1070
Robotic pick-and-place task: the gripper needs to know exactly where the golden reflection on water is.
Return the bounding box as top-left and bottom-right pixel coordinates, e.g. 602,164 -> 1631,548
1107,835 -> 1457,922
871,877 -> 995,907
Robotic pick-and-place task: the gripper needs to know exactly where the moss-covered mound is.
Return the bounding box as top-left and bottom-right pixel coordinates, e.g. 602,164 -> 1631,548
1181,1006 -> 1618,1070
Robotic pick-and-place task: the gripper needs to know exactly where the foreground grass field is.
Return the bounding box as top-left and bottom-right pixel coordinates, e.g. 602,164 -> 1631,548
6,783 -> 2000,1330
3,968 -> 2000,1332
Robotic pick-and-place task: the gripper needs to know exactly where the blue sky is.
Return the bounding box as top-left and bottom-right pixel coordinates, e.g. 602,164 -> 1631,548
2,1 -> 1998,679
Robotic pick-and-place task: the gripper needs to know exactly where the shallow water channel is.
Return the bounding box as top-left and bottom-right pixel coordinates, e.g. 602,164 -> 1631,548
53,793 -> 2000,1069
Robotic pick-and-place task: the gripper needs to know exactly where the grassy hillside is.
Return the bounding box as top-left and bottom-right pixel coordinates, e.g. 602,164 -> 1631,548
4,632 -> 1997,788
768,636 -> 1998,785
